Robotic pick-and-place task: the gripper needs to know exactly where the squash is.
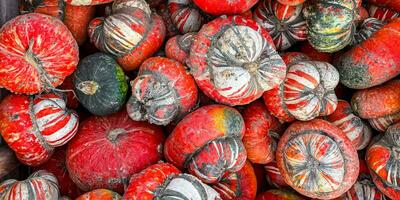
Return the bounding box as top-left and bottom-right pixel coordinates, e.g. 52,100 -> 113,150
165,32 -> 196,64
299,41 -> 333,62
368,5 -> 400,21
277,0 -> 305,5
256,190 -> 305,200
365,0 -> 400,12
369,111 -> 400,132
0,0 -> 19,27
253,0 -> 307,51
76,189 -> 121,200
0,13 -> 79,94
193,0 -> 258,15
156,3 -> 179,38
264,161 -> 288,188
73,53 -> 128,116
351,17 -> 384,45
64,0 -> 113,5
168,0 -> 205,33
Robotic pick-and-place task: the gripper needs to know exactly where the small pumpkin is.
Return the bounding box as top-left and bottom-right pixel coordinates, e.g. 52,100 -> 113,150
188,15 -> 286,106
73,53 -> 128,116
256,190 -> 305,200
253,0 -> 307,51
76,189 -> 121,200
264,161 -> 288,188
156,3 -> 179,38
0,0 -> 19,27
351,17 -> 384,45
0,147 -> 19,181
0,170 -> 60,200
193,0 -> 258,15
64,0 -> 113,5
365,0 -> 400,12
369,111 -> 400,132
165,32 -> 196,64
368,5 -> 399,21
276,119 -> 359,199
168,0 -> 205,33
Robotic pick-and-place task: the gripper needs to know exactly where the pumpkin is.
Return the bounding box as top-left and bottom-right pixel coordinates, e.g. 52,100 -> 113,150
88,0 -> 166,71
0,13 -> 79,94
351,80 -> 400,119
59,76 -> 79,109
123,162 -> 221,200
34,148 -> 82,198
168,0 -> 205,33
156,3 -> 179,38
369,111 -> 400,132
0,93 -> 79,166
64,0 -> 113,5
188,15 -> 286,106
165,32 -> 196,64
0,170 -> 60,200
276,119 -> 359,199
303,0 -> 359,53
193,0 -> 258,15
335,19 -> 400,89
368,5 -> 399,21
127,57 -> 198,125
264,161 -> 288,188
253,0 -> 307,51
73,53 -> 128,116
256,190 -> 305,200
366,122 -> 400,199
0,0 -> 19,27
76,189 -> 121,200
325,100 -> 372,150
264,61 -> 339,122
299,41 -> 333,63
242,100 -> 282,164
212,161 -> 257,200
365,0 -> 400,12
277,0 -> 305,5
164,105 -> 247,184
0,147 -> 19,181
351,18 -> 384,45
66,110 -> 165,193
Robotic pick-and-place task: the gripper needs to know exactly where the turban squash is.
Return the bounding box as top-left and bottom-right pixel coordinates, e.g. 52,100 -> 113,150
76,189 -> 121,200
192,0 -> 258,15
165,32 -> 196,64
168,0 -> 205,34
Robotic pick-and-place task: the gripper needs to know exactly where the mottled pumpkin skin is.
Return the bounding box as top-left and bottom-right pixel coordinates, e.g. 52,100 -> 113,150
64,0 -> 113,5
351,80 -> 400,119
165,32 -> 196,64
256,190 -> 305,200
188,15 -> 286,106
264,161 -> 289,188
212,161 -> 257,200
164,105 -> 247,184
66,111 -> 165,193
0,13 -> 79,94
368,5 -> 399,21
0,170 -> 60,200
335,19 -> 400,89
366,122 -> 400,199
369,111 -> 400,132
303,0 -> 359,53
168,0 -> 205,34
276,119 -> 359,199
0,147 -> 19,181
76,189 -> 121,200
193,0 -> 258,15
0,0 -> 19,27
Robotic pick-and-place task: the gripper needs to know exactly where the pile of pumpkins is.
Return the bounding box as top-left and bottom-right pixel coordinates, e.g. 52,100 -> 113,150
0,0 -> 399,199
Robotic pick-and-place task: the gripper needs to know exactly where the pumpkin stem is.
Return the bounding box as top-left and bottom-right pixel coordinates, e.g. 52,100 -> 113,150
107,128 -> 127,142
77,81 -> 99,95
244,62 -> 259,74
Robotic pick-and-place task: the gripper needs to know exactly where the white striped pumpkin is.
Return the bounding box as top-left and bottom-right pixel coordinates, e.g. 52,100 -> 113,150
351,18 -> 384,45
369,111 -> 400,132
168,0 -> 204,33
368,5 -> 400,22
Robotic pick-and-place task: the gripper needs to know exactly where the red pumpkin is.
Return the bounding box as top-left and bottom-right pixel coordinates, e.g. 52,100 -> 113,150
242,100 -> 282,164
0,170 -> 60,200
193,0 -> 258,15
127,57 -> 198,125
264,161 -> 288,188
0,147 -> 19,181
156,3 -> 179,38
168,0 -> 205,33
0,93 -> 79,166
277,0 -> 305,5
325,100 -> 372,150
368,5 -> 399,21
165,32 -> 196,64
64,0 -> 113,5
369,111 -> 400,132
0,13 -> 79,94
299,41 -> 333,63
59,76 -> 79,109
256,190 -> 305,200
188,15 -> 286,106
335,19 -> 400,89
366,0 -> 400,12
164,105 -> 247,184
123,163 -> 221,199
66,110 -> 164,193
88,0 -> 166,71
351,79 -> 400,119
76,189 -> 121,200
276,119 -> 359,199
212,161 -> 257,200
366,122 -> 400,199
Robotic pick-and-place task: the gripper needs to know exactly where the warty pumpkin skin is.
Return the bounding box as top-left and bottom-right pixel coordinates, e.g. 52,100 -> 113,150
335,19 -> 400,89
0,13 -> 79,94
0,93 -> 79,166
64,0 -> 113,5
256,189 -> 305,200
164,105 -> 247,184
188,15 -> 286,106
73,53 -> 128,116
192,0 -> 258,15
165,32 -> 196,64
276,119 -> 359,199
76,189 -> 121,200
0,0 -> 19,27
368,5 -> 400,21
168,0 -> 205,34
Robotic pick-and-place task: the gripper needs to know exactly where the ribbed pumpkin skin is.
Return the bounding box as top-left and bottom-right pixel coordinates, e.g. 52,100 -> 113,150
335,19 -> 400,89
366,122 -> 400,199
193,0 -> 258,15
164,105 -> 247,184
276,120 -> 359,199
188,15 -> 286,106
303,0 -> 359,53
66,111 -> 165,193
64,0 -> 113,5
0,170 -> 60,200
0,13 -> 79,94
165,32 -> 196,64
366,0 -> 400,12
264,161 -> 288,188
256,190 -> 305,200
369,111 -> 400,132
168,0 -> 205,34
351,18 -> 384,45
156,3 -> 179,38
253,0 -> 307,51
368,5 -> 399,21
76,189 -> 121,200
0,0 -> 19,27
73,53 -> 128,116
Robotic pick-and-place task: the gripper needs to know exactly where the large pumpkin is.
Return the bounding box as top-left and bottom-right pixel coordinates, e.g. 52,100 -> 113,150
0,93 -> 79,166
66,110 -> 165,193
88,0 -> 165,71
188,15 -> 286,106
168,0 -> 205,33
165,32 -> 196,64
76,189 -> 121,200
335,19 -> 400,89
127,57 -> 198,125
192,0 -> 258,15
366,122 -> 400,199
73,53 -> 128,116
253,0 -> 307,51
0,13 -> 79,94
0,170 -> 60,200
276,119 -> 359,199
164,105 -> 247,184
0,0 -> 19,27
303,0 -> 359,52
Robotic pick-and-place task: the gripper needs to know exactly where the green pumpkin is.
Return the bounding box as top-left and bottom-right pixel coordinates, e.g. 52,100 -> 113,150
73,53 -> 128,116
